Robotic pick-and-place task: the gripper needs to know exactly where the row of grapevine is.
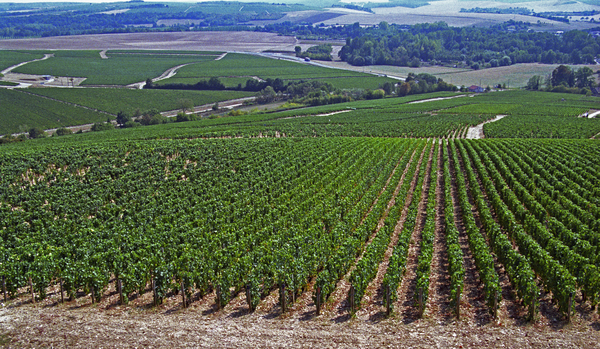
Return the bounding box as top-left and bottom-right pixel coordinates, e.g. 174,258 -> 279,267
414,141 -> 440,312
468,141 -> 599,307
440,141 -> 464,314
448,141 -> 501,313
312,140 -> 422,309
380,140 -> 432,314
343,140 -> 426,311
459,140 -> 577,315
452,140 -> 538,317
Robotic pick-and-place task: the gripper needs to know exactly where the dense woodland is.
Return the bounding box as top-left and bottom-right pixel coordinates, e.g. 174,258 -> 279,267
338,22 -> 599,67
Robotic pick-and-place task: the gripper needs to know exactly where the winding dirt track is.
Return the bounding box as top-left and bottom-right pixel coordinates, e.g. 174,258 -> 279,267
465,115 -> 506,139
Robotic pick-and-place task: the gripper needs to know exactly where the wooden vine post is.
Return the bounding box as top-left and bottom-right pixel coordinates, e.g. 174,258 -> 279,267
91,285 -> 96,304
117,279 -> 124,305
29,277 -> 35,304
181,280 -> 186,309
279,283 -> 286,314
60,278 -> 64,303
385,284 -> 391,317
567,292 -> 574,323
2,276 -> 7,302
455,287 -> 460,320
245,284 -> 254,312
493,291 -> 499,320
216,285 -> 222,310
349,285 -> 355,314
418,288 -> 424,317
152,278 -> 158,306
315,287 -> 321,316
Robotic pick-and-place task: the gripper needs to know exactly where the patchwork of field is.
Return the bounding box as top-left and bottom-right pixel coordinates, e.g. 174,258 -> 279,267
12,50 -> 220,86
317,61 -> 600,88
0,89 -> 111,135
314,0 -> 600,30
154,53 -> 397,89
0,32 -> 298,52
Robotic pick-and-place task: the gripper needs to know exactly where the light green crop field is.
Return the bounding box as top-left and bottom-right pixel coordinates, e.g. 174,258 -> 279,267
13,50 -> 220,85
0,50 -> 45,71
28,88 -> 255,115
161,54 -> 367,80
0,89 -> 110,135
156,53 -> 394,89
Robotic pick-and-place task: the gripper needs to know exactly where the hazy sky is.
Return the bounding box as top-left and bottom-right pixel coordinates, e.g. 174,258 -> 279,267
2,0 -> 204,3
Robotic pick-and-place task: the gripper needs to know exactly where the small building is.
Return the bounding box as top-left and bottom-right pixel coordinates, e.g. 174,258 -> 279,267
468,85 -> 484,93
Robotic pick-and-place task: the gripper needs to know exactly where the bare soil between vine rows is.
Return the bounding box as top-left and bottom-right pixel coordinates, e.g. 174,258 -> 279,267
1,298 -> 598,348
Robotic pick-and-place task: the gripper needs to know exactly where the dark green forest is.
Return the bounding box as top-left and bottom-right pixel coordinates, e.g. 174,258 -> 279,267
338,22 -> 599,67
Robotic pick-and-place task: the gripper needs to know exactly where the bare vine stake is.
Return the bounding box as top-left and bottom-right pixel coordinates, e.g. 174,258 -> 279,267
117,279 -> 124,305
349,285 -> 355,314
418,288 -> 424,317
493,291 -> 499,320
279,284 -> 286,314
181,280 -> 186,309
245,284 -> 253,312
216,285 -> 221,310
29,277 -> 35,304
528,298 -> 535,320
152,278 -> 157,306
455,287 -> 460,320
315,287 -> 321,316
60,278 -> 64,303
2,276 -> 6,302
385,284 -> 391,317
568,292 -> 574,323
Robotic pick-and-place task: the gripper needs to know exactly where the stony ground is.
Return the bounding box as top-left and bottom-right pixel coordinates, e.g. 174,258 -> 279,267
0,272 -> 598,349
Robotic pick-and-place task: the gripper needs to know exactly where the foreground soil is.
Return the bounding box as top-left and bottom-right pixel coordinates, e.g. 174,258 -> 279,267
1,291 -> 598,348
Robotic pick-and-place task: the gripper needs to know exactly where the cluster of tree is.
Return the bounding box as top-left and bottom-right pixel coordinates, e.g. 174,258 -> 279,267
0,133 -> 27,144
460,7 -> 532,15
145,77 -> 226,91
526,65 -> 597,94
397,73 -> 458,96
115,109 -> 169,128
337,21 -> 599,68
330,4 -> 374,13
0,126 -> 77,144
294,44 -> 333,61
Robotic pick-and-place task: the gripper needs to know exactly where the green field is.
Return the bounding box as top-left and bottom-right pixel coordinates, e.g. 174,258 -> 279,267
28,88 -> 255,116
155,53 -> 385,89
13,50 -> 220,85
0,50 -> 45,71
0,89 -> 110,135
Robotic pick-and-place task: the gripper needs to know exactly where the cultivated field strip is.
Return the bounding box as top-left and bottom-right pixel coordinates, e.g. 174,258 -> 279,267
1,138 -> 599,326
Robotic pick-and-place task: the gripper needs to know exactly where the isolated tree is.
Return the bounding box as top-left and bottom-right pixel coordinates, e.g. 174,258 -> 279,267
54,127 -> 73,136
398,82 -> 412,97
551,65 -> 575,87
382,82 -> 394,95
526,75 -> 543,90
295,46 -> 302,57
575,67 -> 595,89
256,86 -> 277,104
176,112 -> 190,122
177,98 -> 194,113
28,127 -> 46,139
116,111 -> 131,125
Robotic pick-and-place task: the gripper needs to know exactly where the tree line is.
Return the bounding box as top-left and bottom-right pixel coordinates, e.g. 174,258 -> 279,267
338,21 -> 599,68
526,65 -> 598,95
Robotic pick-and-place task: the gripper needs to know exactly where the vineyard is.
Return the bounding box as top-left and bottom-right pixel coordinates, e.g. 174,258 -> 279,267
1,84 -> 600,346
1,136 -> 598,327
